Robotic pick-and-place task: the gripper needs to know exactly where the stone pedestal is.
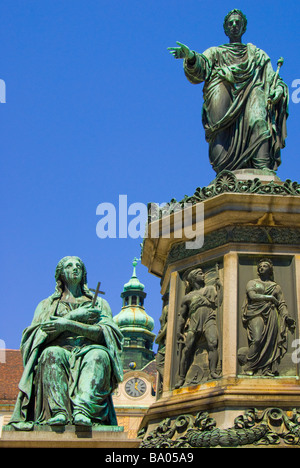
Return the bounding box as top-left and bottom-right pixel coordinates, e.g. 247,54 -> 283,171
140,170 -> 300,448
0,424 -> 141,448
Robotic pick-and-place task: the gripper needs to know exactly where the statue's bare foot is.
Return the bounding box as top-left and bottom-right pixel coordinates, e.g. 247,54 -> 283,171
174,378 -> 185,389
48,413 -> 68,426
210,371 -> 220,379
74,413 -> 92,426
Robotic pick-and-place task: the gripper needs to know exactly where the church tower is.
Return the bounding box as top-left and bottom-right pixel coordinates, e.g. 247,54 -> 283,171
114,258 -> 155,370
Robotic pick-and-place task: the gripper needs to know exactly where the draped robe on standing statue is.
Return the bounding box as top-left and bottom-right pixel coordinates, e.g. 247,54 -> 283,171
183,43 -> 289,173
240,279 -> 289,375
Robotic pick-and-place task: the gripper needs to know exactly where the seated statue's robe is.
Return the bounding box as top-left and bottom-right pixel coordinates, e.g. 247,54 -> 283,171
9,295 -> 123,430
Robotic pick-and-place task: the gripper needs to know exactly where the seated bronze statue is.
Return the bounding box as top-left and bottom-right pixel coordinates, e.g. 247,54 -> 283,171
8,256 -> 123,430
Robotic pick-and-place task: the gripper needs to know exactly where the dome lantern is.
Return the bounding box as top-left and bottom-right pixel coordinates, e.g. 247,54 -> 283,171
113,258 -> 155,370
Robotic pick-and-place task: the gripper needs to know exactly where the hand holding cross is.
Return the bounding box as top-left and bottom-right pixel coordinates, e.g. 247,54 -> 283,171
90,282 -> 105,307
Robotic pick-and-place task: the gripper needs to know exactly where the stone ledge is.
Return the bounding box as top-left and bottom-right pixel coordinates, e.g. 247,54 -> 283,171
0,424 -> 141,448
141,376 -> 300,430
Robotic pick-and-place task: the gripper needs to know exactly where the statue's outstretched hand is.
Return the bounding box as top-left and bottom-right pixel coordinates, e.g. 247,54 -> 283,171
168,41 -> 194,60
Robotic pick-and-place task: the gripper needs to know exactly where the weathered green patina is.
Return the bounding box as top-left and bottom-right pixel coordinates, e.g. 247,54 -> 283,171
8,256 -> 123,430
238,258 -> 295,376
168,9 -> 289,174
175,266 -> 222,388
139,408 -> 300,448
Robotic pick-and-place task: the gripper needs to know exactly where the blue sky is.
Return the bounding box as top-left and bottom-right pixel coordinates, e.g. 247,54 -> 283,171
1,0 -> 300,351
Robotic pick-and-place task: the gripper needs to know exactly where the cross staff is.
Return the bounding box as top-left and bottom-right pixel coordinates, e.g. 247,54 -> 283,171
90,282 -> 105,307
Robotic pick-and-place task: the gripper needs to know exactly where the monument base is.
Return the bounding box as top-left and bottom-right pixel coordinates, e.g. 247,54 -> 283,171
139,376 -> 300,448
141,170 -> 300,448
0,424 -> 141,448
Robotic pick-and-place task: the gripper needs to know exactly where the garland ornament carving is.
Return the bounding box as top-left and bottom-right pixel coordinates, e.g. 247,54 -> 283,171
147,171 -> 300,222
139,408 -> 300,448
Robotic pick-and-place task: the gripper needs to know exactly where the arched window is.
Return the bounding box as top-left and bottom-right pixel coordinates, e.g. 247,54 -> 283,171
131,295 -> 137,305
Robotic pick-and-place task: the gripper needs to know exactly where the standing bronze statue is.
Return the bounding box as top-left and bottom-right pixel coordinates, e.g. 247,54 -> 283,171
175,267 -> 222,388
9,256 -> 123,430
168,9 -> 289,174
238,259 -> 295,376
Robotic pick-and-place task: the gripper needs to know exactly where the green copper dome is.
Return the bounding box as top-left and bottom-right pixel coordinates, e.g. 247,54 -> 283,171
114,306 -> 154,332
114,258 -> 154,332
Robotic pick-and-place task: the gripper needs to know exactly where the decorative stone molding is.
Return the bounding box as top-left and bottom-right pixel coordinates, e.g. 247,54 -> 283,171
139,407 -> 300,448
148,171 -> 300,222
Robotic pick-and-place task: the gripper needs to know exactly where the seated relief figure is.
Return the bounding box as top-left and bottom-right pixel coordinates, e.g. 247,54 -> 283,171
175,267 -> 222,388
9,256 -> 123,430
238,258 -> 295,376
168,9 -> 288,174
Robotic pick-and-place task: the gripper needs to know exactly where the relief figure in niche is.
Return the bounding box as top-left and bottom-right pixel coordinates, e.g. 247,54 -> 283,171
155,292 -> 169,397
175,265 -> 222,388
238,258 -> 295,376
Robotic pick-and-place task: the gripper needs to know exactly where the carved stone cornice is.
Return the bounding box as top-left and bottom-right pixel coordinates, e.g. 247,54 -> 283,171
148,171 -> 300,222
